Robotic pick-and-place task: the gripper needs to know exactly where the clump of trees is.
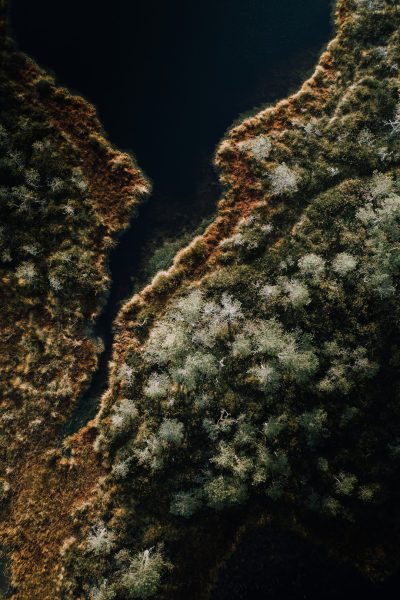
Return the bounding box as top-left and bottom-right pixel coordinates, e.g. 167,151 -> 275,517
85,170 -> 400,597
87,547 -> 167,599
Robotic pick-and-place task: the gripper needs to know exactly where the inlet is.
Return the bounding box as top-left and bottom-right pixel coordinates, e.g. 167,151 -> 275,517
9,1 -> 332,430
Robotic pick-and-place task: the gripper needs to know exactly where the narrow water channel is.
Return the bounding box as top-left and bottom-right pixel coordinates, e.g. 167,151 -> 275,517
10,0 -> 333,436
0,552 -> 12,598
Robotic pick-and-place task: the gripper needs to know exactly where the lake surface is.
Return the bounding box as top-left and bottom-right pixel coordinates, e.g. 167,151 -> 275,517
10,0 -> 332,204
211,523 -> 400,600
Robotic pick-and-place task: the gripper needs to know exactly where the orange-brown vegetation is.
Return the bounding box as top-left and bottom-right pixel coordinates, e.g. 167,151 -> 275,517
0,0 -> 149,596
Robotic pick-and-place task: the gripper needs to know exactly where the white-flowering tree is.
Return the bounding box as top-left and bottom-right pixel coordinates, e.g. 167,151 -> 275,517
385,101 -> 400,135
237,135 -> 272,161
282,278 -> 310,308
298,253 -> 325,280
158,419 -> 184,445
89,580 -> 115,600
111,398 -> 138,431
332,252 -> 357,276
16,261 -> 36,284
87,521 -> 116,556
269,163 -> 299,195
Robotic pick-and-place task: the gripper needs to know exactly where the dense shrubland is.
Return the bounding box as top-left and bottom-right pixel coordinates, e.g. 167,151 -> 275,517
82,173 -> 400,598
59,1 -> 400,598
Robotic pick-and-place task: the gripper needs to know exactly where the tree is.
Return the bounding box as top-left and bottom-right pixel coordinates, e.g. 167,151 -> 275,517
298,253 -> 325,279
86,522 -> 116,556
237,135 -> 272,161
269,163 -> 299,195
158,419 -> 184,445
170,489 -> 203,518
121,548 -> 166,599
111,398 -> 138,431
332,252 -> 357,276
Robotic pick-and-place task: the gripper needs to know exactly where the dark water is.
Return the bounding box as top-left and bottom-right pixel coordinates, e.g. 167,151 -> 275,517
211,525 -> 400,600
10,0 -> 333,202
9,0 -> 334,297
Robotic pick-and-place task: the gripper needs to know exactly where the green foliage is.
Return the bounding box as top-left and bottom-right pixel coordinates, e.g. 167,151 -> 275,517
299,408 -> 329,448
158,419 -> 184,445
89,580 -> 116,600
143,218 -> 211,282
